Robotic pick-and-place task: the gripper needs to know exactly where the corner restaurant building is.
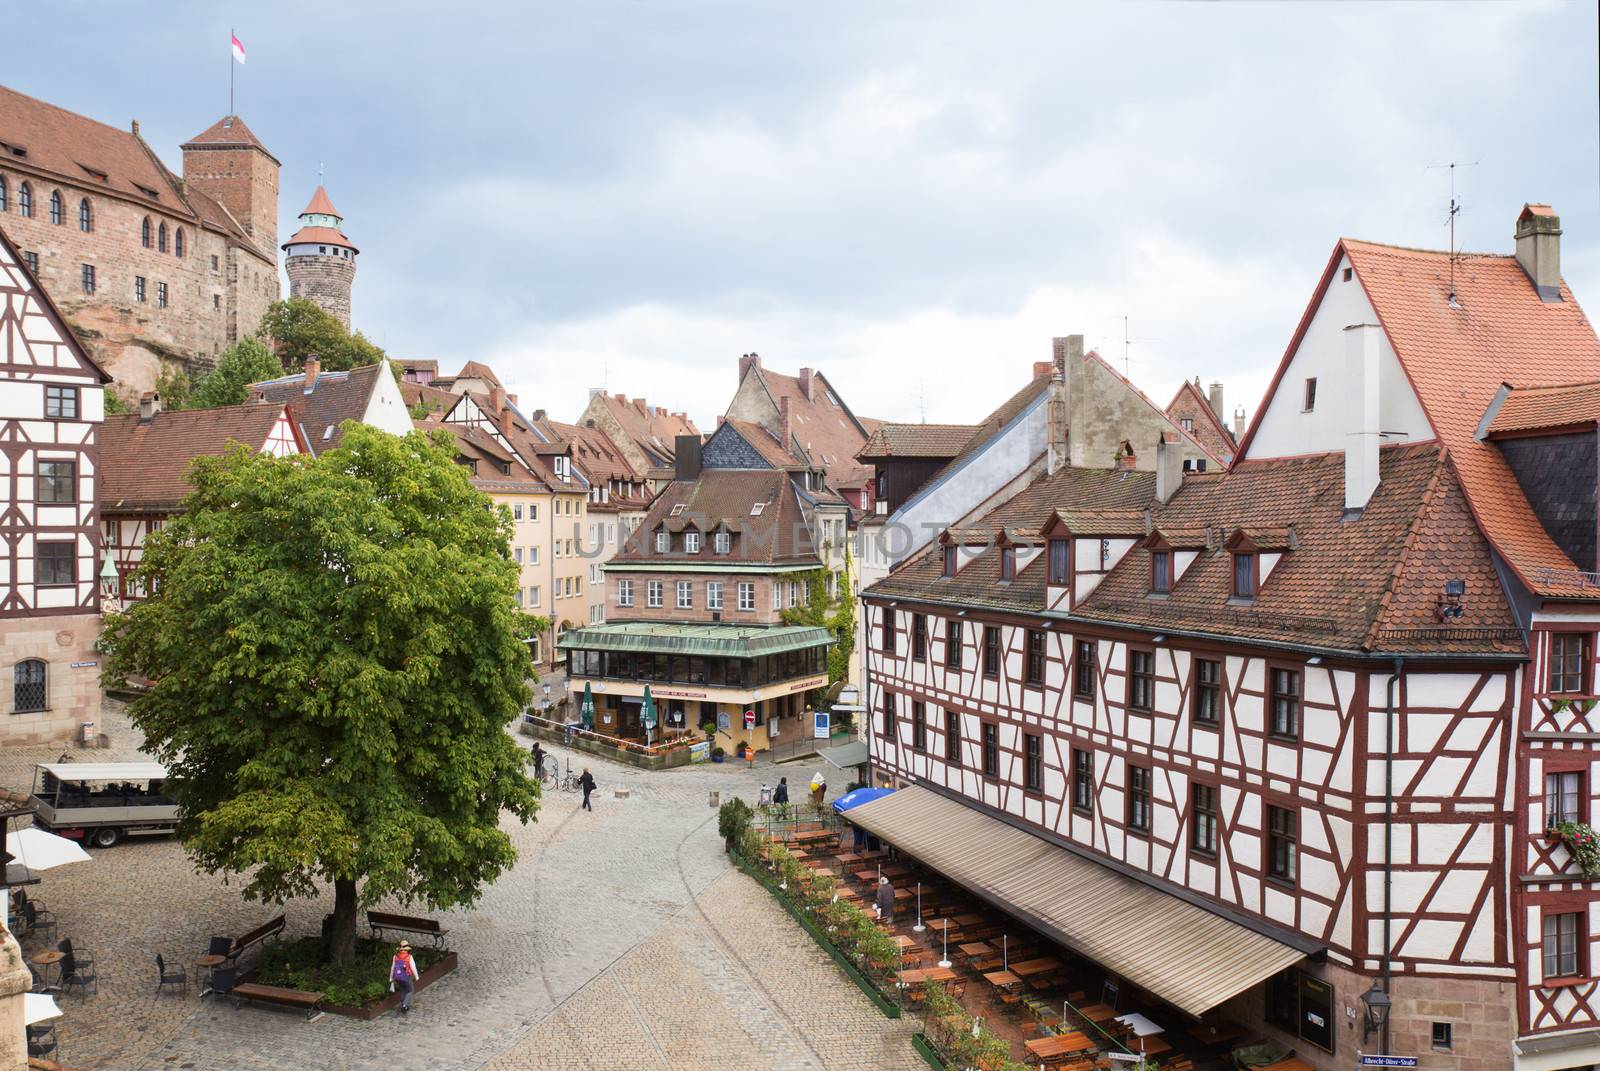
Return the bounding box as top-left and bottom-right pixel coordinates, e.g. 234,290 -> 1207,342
559,432 -> 839,750
859,214 -> 1600,1071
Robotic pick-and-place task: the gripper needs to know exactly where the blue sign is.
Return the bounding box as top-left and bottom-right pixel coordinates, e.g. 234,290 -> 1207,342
1359,1057 -> 1417,1068
813,710 -> 830,739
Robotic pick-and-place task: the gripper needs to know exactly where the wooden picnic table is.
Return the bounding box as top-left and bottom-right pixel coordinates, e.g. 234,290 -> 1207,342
836,886 -> 861,899
1075,1002 -> 1118,1022
958,941 -> 993,958
788,847 -> 809,859
879,864 -> 910,878
1011,956 -> 1064,977
892,936 -> 918,951
982,969 -> 1021,988
1131,1034 -> 1172,1056
953,913 -> 985,927
1024,1031 -> 1096,1059
927,918 -> 956,934
898,966 -> 958,986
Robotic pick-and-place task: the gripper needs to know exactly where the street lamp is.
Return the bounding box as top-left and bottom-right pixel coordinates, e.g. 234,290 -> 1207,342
1360,980 -> 1391,1052
98,555 -> 119,606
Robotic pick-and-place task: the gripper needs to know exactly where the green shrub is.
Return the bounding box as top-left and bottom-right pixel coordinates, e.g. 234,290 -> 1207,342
253,936 -> 446,1007
718,797 -> 754,842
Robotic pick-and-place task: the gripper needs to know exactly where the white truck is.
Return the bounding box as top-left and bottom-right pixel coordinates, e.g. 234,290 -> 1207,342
28,762 -> 177,848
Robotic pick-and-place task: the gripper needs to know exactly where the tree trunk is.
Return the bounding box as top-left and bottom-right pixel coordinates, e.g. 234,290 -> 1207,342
328,877 -> 359,964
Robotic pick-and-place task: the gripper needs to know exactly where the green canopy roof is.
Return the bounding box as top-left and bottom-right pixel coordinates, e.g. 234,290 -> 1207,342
557,622 -> 833,659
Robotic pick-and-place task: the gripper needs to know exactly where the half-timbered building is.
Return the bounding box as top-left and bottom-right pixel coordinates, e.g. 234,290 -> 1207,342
860,205 -> 1600,1071
1,226 -> 110,746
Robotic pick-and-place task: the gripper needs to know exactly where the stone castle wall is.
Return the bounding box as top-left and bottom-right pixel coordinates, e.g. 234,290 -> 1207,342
0,170 -> 278,393
0,611 -> 103,747
286,254 -> 355,329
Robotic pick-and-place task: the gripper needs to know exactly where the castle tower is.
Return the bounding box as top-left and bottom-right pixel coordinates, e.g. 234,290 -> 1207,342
180,115 -> 281,258
281,185 -> 358,328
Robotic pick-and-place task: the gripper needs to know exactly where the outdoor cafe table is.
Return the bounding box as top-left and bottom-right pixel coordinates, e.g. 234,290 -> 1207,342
836,887 -> 861,900
1115,1012 -> 1165,1037
926,918 -> 956,935
29,950 -> 63,992
789,847 -> 809,859
953,913 -> 985,928
892,936 -> 918,951
1074,1002 -> 1119,1023
1025,1032 -> 1096,1060
1011,956 -> 1064,978
959,941 -> 993,958
982,969 -> 1021,989
898,966 -> 958,987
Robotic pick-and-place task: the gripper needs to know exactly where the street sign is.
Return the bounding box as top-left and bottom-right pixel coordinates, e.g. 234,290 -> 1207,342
744,709 -> 756,729
813,710 -> 831,739
1358,1057 -> 1418,1068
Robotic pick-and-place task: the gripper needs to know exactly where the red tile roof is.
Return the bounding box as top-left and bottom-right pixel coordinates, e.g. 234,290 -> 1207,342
1483,380 -> 1600,437
857,423 -> 978,461
282,225 -> 356,251
1165,379 -> 1237,463
1338,239 -> 1600,597
612,469 -> 817,565
181,115 -> 278,164
299,184 -> 340,218
251,364 -> 384,455
587,392 -> 700,466
100,403 -> 295,512
744,365 -> 877,489
423,421 -> 549,494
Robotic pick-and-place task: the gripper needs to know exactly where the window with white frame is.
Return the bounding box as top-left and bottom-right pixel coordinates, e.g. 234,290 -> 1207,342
708,582 -> 723,610
647,580 -> 663,608
530,546 -> 540,565
617,579 -> 633,607
738,582 -> 755,611
528,586 -> 540,607
685,531 -> 701,554
513,503 -> 524,520
714,530 -> 731,555
677,580 -> 693,609
772,582 -> 781,610
655,529 -> 670,553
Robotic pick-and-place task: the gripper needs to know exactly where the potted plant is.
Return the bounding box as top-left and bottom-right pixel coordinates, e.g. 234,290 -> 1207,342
711,745 -> 726,763
718,797 -> 753,853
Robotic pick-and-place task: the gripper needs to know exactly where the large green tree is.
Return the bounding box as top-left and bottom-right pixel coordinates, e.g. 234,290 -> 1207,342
102,424 -> 540,962
259,297 -> 387,372
188,338 -> 286,409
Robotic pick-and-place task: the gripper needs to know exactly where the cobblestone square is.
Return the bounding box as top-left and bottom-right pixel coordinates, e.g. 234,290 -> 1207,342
2,708 -> 918,1071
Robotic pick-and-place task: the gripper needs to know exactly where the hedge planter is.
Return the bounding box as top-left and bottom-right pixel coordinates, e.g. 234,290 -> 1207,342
241,950 -> 459,1021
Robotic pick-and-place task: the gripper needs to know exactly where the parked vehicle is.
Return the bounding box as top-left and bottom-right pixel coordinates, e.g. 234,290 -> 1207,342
28,762 -> 176,848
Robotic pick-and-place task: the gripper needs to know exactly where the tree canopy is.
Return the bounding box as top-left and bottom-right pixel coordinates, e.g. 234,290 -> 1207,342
102,423 -> 541,961
259,297 -> 387,372
188,338 -> 286,409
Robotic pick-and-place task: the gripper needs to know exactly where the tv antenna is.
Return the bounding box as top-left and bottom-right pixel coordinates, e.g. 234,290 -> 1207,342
1112,316 -> 1160,377
1427,161 -> 1478,307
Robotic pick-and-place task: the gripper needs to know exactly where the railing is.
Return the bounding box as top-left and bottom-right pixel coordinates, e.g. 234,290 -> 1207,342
520,713 -> 699,757
1537,567 -> 1600,590
1371,626 -> 1526,646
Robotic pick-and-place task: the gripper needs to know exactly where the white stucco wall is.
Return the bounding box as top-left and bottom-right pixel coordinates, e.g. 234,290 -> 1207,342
1245,253 -> 1432,460
361,365 -> 416,438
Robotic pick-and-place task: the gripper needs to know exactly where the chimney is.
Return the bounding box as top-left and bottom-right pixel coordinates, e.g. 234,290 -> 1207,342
489,385 -> 506,414
1208,382 -> 1224,419
1156,433 -> 1184,504
616,394 -> 627,404
532,408 -> 547,423
303,357 -> 320,388
656,406 -> 667,417
138,391 -> 161,421
798,367 -> 815,400
1033,361 -> 1055,379
635,397 -> 648,415
778,396 -> 794,451
1515,203 -> 1563,303
1233,406 -> 1247,439
507,393 -> 518,407
674,434 -> 703,481
738,352 -> 761,385
130,119 -> 140,136
1116,441 -> 1137,471
1344,323 -> 1382,513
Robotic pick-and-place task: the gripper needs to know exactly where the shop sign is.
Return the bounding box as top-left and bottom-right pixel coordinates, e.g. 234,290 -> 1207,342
813,710 -> 830,739
689,740 -> 711,764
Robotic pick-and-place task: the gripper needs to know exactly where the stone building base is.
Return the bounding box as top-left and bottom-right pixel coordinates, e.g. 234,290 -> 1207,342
0,613 -> 103,747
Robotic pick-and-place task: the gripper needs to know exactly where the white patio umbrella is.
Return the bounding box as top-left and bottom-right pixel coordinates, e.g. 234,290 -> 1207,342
9,827 -> 91,871
24,992 -> 62,1026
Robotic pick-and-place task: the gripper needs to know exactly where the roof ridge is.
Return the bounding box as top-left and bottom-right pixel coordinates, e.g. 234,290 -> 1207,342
1361,452 -> 1450,649
1340,237 -> 1513,260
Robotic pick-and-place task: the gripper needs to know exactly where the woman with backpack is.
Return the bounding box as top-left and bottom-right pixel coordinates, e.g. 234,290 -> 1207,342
391,940 -> 419,1015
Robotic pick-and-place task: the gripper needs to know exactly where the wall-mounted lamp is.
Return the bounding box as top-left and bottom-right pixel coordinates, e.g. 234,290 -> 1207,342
1359,981 -> 1391,1049
1438,578 -> 1466,621
1306,656 -> 1323,666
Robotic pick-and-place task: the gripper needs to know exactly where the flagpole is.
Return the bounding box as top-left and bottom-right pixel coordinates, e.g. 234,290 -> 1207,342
229,27 -> 234,116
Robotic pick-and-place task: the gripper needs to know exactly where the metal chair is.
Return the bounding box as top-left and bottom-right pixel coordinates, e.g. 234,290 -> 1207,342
209,965 -> 238,998
61,950 -> 96,998
26,1024 -> 58,1059
155,953 -> 187,996
59,937 -> 94,974
22,900 -> 57,944
206,935 -> 233,958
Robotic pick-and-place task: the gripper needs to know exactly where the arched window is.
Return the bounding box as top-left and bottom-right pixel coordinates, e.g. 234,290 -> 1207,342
0,175 -> 7,212
49,190 -> 62,225
174,227 -> 184,258
19,182 -> 32,218
78,198 -> 92,232
157,222 -> 167,253
141,217 -> 151,248
13,659 -> 46,713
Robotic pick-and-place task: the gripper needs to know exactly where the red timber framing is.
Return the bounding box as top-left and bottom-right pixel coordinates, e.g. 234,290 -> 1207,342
863,594 -> 1521,994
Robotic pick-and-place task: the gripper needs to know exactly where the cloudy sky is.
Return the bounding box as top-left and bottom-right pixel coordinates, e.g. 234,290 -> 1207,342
14,2 -> 1598,430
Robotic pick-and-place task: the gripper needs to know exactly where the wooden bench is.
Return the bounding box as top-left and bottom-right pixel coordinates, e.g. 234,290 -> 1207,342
368,910 -> 449,948
231,981 -> 324,1020
224,915 -> 285,966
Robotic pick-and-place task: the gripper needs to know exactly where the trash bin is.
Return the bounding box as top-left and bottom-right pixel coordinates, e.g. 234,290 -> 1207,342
708,791 -> 720,809
79,721 -> 95,744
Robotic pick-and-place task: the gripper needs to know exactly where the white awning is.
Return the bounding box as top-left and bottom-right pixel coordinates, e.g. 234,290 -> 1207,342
25,992 -> 62,1026
846,786 -> 1312,1018
8,827 -> 92,871
36,762 -> 168,783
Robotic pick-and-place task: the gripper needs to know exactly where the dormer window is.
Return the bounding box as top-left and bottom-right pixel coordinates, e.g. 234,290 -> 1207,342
1151,551 -> 1172,594
714,530 -> 731,555
1048,539 -> 1069,585
999,546 -> 1016,581
750,502 -> 766,517
654,529 -> 670,554
942,544 -> 957,578
684,530 -> 701,554
1233,552 -> 1256,599
554,455 -> 571,481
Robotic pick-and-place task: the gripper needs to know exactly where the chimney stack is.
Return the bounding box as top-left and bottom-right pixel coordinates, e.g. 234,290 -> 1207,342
778,396 -> 794,451
1208,382 -> 1224,419
674,434 -> 703,481
635,397 -> 648,415
1155,432 -> 1184,504
798,367 -> 815,400
131,119 -> 140,136
1515,203 -> 1563,303
507,393 -> 518,407
1233,406 -> 1247,440
138,391 -> 161,421
303,357 -> 320,388
1033,361 -> 1055,379
1344,323 -> 1382,513
739,352 -> 761,385
1052,334 -> 1085,375
532,408 -> 547,423
490,385 -> 506,414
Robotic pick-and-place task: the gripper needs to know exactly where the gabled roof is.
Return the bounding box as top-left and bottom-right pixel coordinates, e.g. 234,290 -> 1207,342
1083,351 -> 1223,467
1165,379 -> 1237,462
100,403 -> 297,512
857,423 -> 978,461
544,418 -> 650,503
612,469 -> 817,565
181,115 -> 279,164
251,364 -> 384,456
1238,236 -> 1600,598
423,421 -> 549,495
719,418 -> 808,470
1481,380 -> 1600,438
586,391 -> 700,466
740,364 -> 877,490
0,225 -> 113,383
399,380 -> 458,416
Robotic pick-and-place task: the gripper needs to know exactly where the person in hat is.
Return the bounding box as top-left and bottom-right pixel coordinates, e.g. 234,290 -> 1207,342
390,940 -> 419,1014
875,876 -> 895,923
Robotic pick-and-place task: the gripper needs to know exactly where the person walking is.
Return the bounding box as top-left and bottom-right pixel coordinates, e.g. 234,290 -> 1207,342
390,940 -> 419,1015
773,777 -> 789,805
578,768 -> 596,811
809,771 -> 827,806
875,876 -> 895,923
531,741 -> 545,779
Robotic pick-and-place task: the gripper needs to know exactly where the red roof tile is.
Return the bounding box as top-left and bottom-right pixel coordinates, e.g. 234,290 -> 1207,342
283,225 -> 356,251
1483,380 -> 1600,437
100,403 -> 296,511
612,469 -> 817,565
251,364 -> 384,455
181,115 -> 278,164
299,184 -> 340,218
745,365 -> 877,489
857,423 -> 978,461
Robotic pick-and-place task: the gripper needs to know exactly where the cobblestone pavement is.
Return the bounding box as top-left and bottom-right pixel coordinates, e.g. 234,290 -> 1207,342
2,705 -> 912,1070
